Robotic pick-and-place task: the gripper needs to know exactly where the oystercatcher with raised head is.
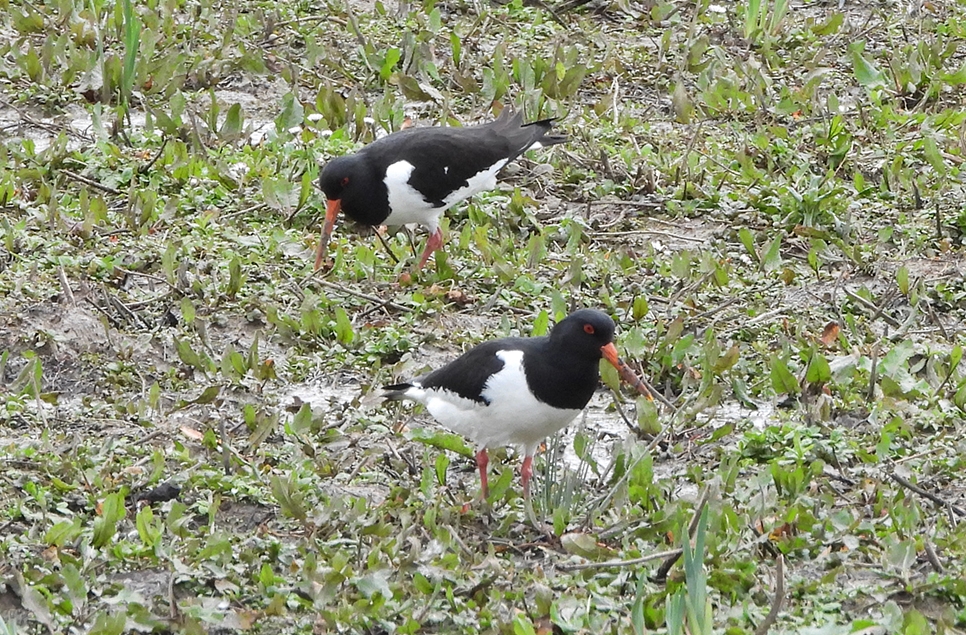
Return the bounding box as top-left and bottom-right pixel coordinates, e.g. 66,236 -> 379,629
382,309 -> 651,524
316,108 -> 566,270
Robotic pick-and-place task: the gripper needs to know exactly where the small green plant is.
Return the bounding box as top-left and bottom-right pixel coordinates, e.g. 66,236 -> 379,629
667,508 -> 712,635
740,0 -> 790,49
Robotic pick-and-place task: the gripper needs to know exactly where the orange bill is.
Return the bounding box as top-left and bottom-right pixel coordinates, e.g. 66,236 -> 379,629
601,342 -> 653,400
314,198 -> 342,270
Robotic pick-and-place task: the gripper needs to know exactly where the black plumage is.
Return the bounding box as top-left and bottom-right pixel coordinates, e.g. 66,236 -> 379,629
315,109 -> 567,269
381,309 -> 645,504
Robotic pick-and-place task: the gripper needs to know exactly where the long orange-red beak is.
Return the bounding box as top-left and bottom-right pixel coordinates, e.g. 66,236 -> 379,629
601,342 -> 653,400
314,198 -> 341,270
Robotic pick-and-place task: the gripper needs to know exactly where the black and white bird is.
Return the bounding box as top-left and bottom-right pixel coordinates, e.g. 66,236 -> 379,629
315,109 -> 566,270
382,309 -> 651,504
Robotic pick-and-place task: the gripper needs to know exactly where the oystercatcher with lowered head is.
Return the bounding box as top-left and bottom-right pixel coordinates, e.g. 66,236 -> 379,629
382,309 -> 652,524
315,108 -> 566,270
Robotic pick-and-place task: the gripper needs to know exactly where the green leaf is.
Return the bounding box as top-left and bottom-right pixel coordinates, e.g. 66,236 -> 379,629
850,47 -> 885,89
60,563 -> 87,610
896,265 -> 909,295
805,348 -> 831,384
15,572 -> 56,633
93,492 -> 127,548
45,518 -> 82,546
356,571 -> 392,600
810,12 -> 843,36
631,574 -> 647,635
173,336 -> 210,372
671,81 -> 693,124
636,395 -> 661,436
902,608 -> 931,635
180,296 -> 195,325
290,403 -> 313,435
334,306 -> 354,345
769,355 -> 800,395
434,452 -> 449,486
13,9 -> 45,33
599,357 -> 621,393
954,379 -> 966,411
761,234 -> 782,272
738,227 -> 757,262
922,136 -> 946,175
395,74 -> 435,102
943,59 -> 966,86
249,409 -> 279,450
297,171 -> 313,211
227,256 -> 242,298
275,92 -> 304,132
413,572 -> 434,595
136,505 -> 161,546
512,614 -> 537,635
713,344 -> 740,373
560,532 -> 606,558
632,296 -> 649,321
262,176 -> 297,212
189,385 -> 221,405
487,467 -> 514,501
120,0 -> 141,105
731,377 -> 757,409
88,611 -> 126,635
671,251 -> 691,278
531,310 -> 550,336
380,48 -> 401,81
449,33 -> 461,66
220,103 -> 244,138
270,474 -> 308,520
406,428 -> 474,457
950,345 -> 962,370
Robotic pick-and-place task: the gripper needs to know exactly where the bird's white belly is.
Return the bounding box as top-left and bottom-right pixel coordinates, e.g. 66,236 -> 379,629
382,159 -> 508,231
415,350 -> 581,455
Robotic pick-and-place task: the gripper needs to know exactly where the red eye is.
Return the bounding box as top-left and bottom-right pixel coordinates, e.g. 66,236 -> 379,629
583,324 -> 595,334
341,177 -> 350,186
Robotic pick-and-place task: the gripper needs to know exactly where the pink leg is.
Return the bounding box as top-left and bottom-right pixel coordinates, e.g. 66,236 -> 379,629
521,455 -> 534,500
417,228 -> 444,269
475,449 -> 489,498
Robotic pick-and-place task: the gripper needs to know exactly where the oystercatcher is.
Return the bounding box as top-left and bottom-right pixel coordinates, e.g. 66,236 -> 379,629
315,109 -> 566,270
382,309 -> 652,511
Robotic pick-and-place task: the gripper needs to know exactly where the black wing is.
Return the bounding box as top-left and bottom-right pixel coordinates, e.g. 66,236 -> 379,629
417,338 -> 533,404
362,111 -> 566,207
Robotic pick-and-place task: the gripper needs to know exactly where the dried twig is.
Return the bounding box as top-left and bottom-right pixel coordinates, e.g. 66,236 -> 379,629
589,228 -> 706,243
555,548 -> 683,572
58,266 -> 75,307
138,138 -> 168,175
753,554 -> 785,635
842,287 -> 901,328
866,340 -> 879,402
302,278 -> 410,313
220,418 -> 232,475
923,539 -> 944,573
116,266 -> 182,294
653,485 -> 712,582
889,472 -> 966,518
168,571 -> 180,621
59,169 -> 121,196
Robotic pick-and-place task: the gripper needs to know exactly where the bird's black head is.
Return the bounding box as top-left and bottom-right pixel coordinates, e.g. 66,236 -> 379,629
318,155 -> 358,202
549,309 -> 616,358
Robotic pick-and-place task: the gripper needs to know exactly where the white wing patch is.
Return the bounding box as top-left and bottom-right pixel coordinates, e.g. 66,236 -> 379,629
400,349 -> 580,456
381,158 -> 509,231
383,161 -> 436,228
443,159 -> 507,207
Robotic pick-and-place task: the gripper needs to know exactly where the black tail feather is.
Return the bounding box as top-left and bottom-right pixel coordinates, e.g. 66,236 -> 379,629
382,383 -> 414,401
